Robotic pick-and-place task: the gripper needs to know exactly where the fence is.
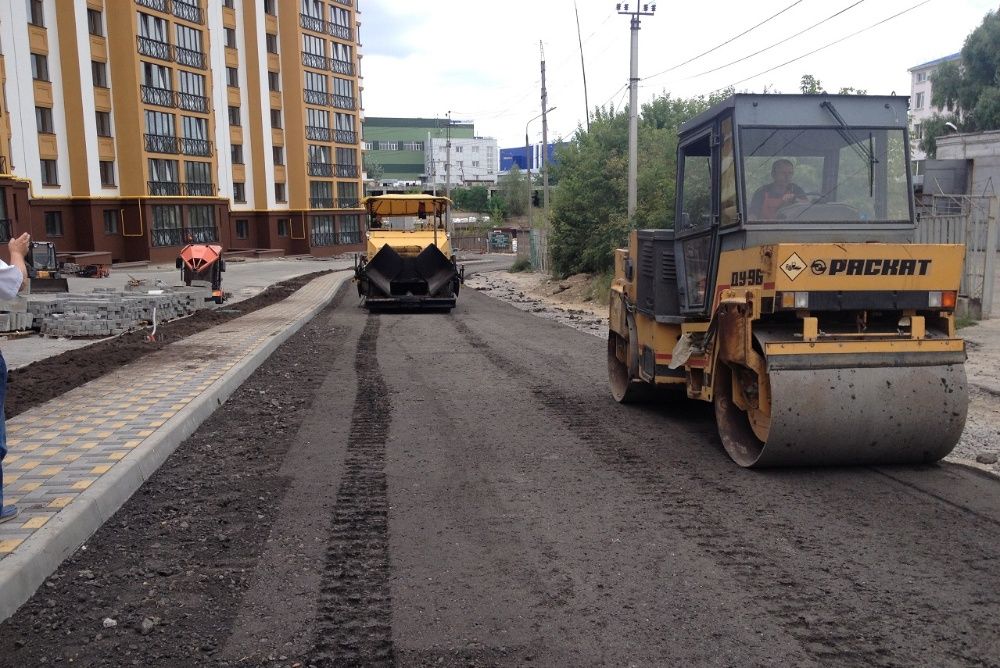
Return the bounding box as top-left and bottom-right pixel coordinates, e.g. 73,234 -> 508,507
915,195 -> 998,318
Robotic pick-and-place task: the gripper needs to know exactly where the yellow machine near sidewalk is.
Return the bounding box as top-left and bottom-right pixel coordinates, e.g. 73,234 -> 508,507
355,194 -> 463,311
608,94 -> 968,467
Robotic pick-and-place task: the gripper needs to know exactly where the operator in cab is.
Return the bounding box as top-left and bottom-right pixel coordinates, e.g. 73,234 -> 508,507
749,159 -> 807,219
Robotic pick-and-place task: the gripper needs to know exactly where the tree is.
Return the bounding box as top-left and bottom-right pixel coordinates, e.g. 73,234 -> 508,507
548,91 -> 725,277
919,113 -> 963,158
800,74 -> 824,94
496,166 -> 527,217
450,186 -> 489,212
363,154 -> 384,183
927,10 -> 1000,152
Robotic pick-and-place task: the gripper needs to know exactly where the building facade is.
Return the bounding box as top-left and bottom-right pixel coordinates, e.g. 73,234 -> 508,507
908,52 -> 960,162
0,0 -> 365,264
425,136 -> 498,187
499,142 -> 561,174
363,117 -> 474,187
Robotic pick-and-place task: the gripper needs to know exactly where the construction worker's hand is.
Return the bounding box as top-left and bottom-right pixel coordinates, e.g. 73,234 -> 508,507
8,233 -> 29,259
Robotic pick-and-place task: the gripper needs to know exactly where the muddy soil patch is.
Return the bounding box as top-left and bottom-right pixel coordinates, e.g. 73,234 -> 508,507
5,271 -> 331,418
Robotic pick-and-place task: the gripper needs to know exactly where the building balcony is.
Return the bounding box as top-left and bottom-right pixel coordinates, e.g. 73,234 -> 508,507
306,125 -> 332,141
337,197 -> 359,209
304,89 -> 329,105
335,129 -> 357,144
172,0 -> 203,24
308,162 -> 334,177
300,13 -> 325,33
148,180 -> 182,196
136,0 -> 169,12
327,22 -> 351,40
311,231 -> 336,246
175,46 -> 206,69
332,0 -> 353,7
152,228 -> 184,246
137,36 -> 173,61
336,164 -> 358,178
310,197 -> 334,208
187,225 -> 218,243
331,94 -> 355,110
302,52 -> 330,70
337,230 -> 360,245
180,137 -> 213,156
184,181 -> 215,196
141,85 -> 176,108
145,134 -> 181,154
331,59 -> 353,76
177,91 -> 209,113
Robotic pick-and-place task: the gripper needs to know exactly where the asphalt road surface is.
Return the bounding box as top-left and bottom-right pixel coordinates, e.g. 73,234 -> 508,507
3,280 -> 1000,667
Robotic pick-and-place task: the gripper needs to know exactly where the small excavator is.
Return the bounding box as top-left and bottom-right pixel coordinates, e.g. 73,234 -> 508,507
176,243 -> 226,304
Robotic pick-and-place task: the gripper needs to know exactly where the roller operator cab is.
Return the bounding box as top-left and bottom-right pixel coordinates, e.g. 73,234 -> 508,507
608,94 -> 968,467
355,194 -> 463,311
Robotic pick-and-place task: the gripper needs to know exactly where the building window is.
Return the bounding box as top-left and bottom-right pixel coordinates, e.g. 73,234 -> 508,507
224,27 -> 236,48
151,205 -> 182,247
270,109 -> 282,129
915,92 -> 925,109
87,9 -> 103,36
28,0 -> 44,27
35,107 -> 54,133
40,159 -> 58,186
96,111 -> 112,137
913,123 -> 923,140
231,144 -> 244,164
188,205 -> 218,242
275,182 -> 286,202
228,105 -> 241,126
233,182 -> 246,203
264,0 -> 276,15
268,70 -> 280,92
235,219 -> 249,239
99,160 -> 116,187
31,53 -> 48,81
338,214 -> 360,244
916,71 -> 927,83
311,215 -> 334,246
223,0 -> 235,7
273,146 -> 284,165
277,219 -> 289,236
226,67 -> 239,87
92,61 -> 109,87
266,33 -> 278,53
103,209 -> 119,235
44,211 -> 63,236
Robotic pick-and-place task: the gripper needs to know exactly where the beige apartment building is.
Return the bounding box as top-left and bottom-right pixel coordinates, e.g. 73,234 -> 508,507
0,0 -> 365,263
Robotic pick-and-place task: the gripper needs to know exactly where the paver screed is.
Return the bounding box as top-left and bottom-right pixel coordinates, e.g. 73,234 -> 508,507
0,271 -> 350,619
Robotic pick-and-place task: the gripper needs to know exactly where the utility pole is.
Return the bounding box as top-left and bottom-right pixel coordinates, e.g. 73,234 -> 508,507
574,1 -> 591,132
540,41 -> 552,222
617,2 -> 656,220
445,110 -> 452,233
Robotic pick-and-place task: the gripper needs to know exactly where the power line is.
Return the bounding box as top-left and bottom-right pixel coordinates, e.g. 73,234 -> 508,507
686,0 -> 867,79
714,0 -> 931,92
643,0 -> 806,83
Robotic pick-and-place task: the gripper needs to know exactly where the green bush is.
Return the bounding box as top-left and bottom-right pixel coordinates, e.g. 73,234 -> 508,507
509,257 -> 532,273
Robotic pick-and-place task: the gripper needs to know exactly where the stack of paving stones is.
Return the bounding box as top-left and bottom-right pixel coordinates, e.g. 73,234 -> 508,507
24,285 -> 213,338
0,299 -> 34,333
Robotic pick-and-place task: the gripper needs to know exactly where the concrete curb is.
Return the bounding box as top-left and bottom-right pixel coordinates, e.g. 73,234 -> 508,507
0,272 -> 351,622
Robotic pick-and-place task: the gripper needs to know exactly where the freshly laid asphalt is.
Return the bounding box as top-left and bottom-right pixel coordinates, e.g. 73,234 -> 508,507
0,262 -> 353,621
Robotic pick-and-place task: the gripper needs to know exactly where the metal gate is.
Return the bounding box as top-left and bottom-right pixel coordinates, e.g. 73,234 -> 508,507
916,195 -> 998,318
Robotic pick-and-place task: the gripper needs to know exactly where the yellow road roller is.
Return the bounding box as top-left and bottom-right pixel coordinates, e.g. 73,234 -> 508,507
608,94 -> 968,467
356,194 -> 463,310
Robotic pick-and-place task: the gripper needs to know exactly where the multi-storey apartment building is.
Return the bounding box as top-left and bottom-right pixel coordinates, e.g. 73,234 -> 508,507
908,52 -> 960,162
0,0 -> 364,264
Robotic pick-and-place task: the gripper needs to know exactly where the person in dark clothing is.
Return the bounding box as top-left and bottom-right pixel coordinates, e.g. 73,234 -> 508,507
749,159 -> 807,219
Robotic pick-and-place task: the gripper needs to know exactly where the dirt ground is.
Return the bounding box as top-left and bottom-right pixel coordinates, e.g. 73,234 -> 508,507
4,271 -> 330,419
467,268 -> 1000,476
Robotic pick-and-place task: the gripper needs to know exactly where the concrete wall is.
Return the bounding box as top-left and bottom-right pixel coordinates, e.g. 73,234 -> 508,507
937,131 -> 1000,197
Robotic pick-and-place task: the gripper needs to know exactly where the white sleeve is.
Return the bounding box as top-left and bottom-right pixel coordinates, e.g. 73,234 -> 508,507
0,261 -> 24,299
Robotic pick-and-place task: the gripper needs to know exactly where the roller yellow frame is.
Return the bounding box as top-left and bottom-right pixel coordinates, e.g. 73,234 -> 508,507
608,94 -> 969,467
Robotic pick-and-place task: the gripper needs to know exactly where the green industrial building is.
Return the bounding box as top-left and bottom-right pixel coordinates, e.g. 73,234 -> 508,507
363,117 -> 475,184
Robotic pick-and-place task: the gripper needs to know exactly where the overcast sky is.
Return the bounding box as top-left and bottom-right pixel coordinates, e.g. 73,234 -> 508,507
357,0 -> 997,148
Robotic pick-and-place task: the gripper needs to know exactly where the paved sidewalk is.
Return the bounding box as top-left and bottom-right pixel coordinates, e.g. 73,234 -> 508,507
0,270 -> 351,621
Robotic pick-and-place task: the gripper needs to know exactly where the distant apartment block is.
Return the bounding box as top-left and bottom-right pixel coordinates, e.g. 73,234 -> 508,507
909,52 -> 960,162
0,0 -> 365,264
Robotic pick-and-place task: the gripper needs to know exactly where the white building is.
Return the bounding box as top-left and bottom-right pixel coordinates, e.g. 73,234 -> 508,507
424,137 -> 498,187
908,53 -> 961,161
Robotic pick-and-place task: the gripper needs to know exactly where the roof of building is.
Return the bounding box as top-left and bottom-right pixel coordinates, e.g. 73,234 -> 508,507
908,53 -> 961,71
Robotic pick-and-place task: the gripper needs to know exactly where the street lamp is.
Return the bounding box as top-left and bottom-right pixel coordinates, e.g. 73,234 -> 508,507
525,106 -> 556,230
